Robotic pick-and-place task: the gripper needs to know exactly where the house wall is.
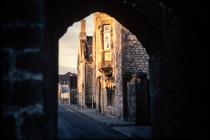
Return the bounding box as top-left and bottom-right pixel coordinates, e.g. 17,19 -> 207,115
77,50 -> 86,107
93,13 -> 150,121
121,28 -> 150,122
85,63 -> 93,107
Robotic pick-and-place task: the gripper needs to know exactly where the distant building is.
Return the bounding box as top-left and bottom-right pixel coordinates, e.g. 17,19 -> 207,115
59,72 -> 77,104
58,84 -> 70,104
59,72 -> 77,85
59,72 -> 70,85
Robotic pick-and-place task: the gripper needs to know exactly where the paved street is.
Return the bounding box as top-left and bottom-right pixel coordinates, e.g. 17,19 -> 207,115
57,104 -> 128,139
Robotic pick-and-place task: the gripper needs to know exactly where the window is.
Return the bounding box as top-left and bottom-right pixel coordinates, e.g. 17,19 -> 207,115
104,52 -> 111,61
103,25 -> 111,50
104,33 -> 110,50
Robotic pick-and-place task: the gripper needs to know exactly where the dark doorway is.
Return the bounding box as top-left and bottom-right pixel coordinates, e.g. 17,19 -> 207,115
135,74 -> 150,125
123,77 -> 128,121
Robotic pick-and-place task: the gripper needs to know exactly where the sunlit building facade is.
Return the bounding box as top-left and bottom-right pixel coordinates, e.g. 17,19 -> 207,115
92,12 -> 150,122
78,12 -> 150,123
77,19 -> 93,108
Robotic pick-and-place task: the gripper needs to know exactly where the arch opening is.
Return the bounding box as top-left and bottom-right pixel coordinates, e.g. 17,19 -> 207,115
44,0 -> 180,139
2,0 -> 208,139
57,12 -> 151,139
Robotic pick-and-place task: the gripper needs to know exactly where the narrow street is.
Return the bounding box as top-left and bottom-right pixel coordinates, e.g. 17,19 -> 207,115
57,104 -> 128,139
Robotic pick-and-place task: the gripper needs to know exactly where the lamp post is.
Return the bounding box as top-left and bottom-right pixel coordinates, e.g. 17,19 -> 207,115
69,75 -> 72,105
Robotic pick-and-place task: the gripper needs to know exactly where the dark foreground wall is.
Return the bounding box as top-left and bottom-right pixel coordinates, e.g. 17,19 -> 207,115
1,0 -> 58,139
1,0 -> 208,139
1,0 -> 53,139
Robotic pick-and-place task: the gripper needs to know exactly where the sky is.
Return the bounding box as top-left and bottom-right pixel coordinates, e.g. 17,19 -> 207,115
59,14 -> 94,74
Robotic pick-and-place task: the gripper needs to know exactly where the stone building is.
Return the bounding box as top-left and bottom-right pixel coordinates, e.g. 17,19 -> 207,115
92,12 -> 150,123
58,72 -> 77,104
58,72 -> 73,85
77,19 -> 93,108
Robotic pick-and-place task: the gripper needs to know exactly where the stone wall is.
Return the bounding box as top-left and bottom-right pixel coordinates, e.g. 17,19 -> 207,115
1,0 -> 54,139
121,27 -> 150,122
122,30 -> 149,74
70,89 -> 77,104
93,13 -> 150,120
77,60 -> 85,107
85,63 -> 93,107
127,79 -> 136,121
112,20 -> 123,119
93,13 -> 124,118
92,33 -> 97,108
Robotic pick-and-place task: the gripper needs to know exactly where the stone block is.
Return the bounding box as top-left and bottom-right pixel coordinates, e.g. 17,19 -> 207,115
13,80 -> 43,107
2,28 -> 43,49
2,79 -> 13,108
3,0 -> 43,22
21,114 -> 45,139
1,115 -> 16,139
1,50 -> 13,76
16,51 -> 42,73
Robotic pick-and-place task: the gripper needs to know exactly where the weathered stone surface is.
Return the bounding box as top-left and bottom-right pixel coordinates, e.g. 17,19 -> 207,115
77,20 -> 93,108
2,115 -> 16,139
2,28 -> 43,48
91,13 -> 150,121
16,51 -> 43,73
13,80 -> 43,107
21,114 -> 45,138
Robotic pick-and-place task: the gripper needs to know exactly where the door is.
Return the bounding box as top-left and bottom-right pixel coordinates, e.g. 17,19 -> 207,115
136,76 -> 150,125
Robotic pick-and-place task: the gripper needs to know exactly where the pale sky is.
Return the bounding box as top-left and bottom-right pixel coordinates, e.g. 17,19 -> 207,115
59,14 -> 94,74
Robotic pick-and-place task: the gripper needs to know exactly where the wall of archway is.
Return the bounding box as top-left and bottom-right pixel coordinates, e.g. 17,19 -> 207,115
1,0 -> 208,139
44,0 -> 178,139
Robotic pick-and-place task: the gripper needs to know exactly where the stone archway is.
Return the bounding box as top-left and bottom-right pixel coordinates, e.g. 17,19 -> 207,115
44,0 -> 179,139
2,0 -> 208,139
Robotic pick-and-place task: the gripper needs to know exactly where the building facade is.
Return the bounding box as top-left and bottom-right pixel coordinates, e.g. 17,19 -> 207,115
77,12 -> 150,123
58,72 -> 77,104
59,72 -> 70,85
77,19 -> 93,108
92,12 -> 150,122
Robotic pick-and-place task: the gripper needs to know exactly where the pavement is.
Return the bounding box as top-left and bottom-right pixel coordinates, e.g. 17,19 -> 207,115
63,103 -> 152,139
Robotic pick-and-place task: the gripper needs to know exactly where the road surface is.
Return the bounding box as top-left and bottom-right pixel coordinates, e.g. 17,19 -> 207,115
57,104 -> 127,139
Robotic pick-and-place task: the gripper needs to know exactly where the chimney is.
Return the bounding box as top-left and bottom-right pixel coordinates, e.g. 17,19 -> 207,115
79,19 -> 86,40
80,19 -> 86,33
